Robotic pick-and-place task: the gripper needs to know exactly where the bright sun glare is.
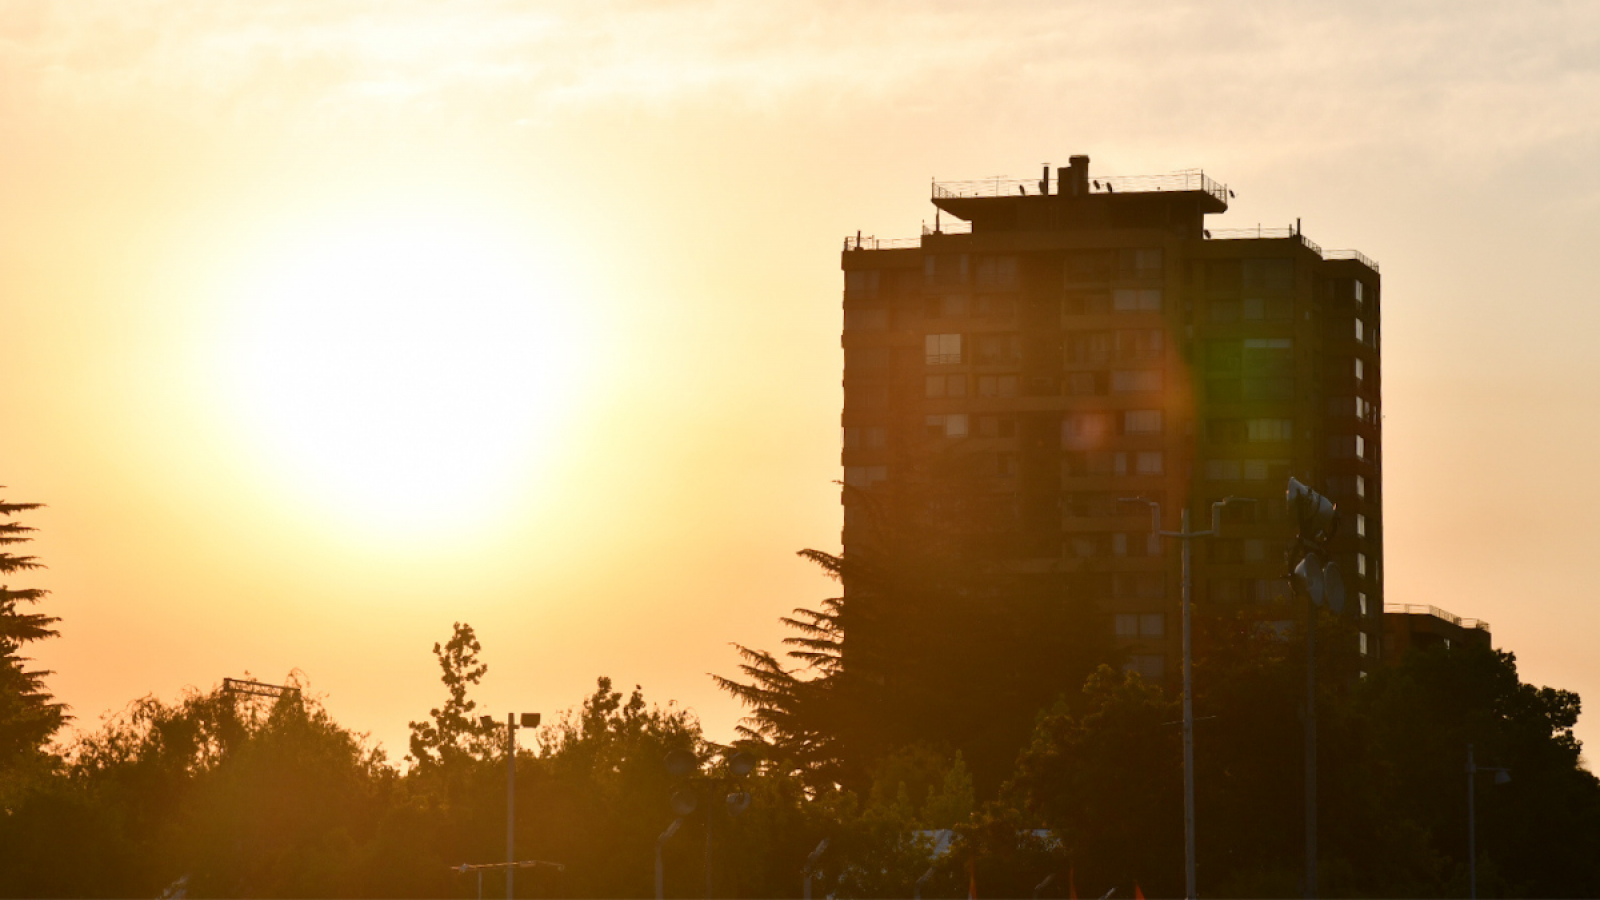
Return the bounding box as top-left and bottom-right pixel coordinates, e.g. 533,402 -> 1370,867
224,208 -> 591,536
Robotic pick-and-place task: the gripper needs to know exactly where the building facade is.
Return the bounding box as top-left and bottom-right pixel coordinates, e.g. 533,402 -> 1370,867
839,155 -> 1384,677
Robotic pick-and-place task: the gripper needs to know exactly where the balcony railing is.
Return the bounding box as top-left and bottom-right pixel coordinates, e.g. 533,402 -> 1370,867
932,169 -> 1230,206
1385,603 -> 1490,633
1323,248 -> 1381,272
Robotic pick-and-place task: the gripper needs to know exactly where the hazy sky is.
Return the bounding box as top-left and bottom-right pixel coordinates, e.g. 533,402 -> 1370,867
5,0 -> 1600,761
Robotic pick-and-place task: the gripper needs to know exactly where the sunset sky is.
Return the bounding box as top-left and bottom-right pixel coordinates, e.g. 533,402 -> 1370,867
5,1 -> 1600,761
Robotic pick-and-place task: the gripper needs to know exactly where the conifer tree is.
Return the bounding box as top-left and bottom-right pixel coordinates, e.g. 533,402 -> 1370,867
0,493 -> 62,770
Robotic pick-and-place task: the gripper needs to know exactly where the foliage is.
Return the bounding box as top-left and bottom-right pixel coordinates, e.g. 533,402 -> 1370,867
0,493 -> 63,804
717,476 -> 1112,799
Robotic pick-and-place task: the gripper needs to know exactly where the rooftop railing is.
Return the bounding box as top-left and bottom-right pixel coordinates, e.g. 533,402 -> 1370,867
1385,603 -> 1490,633
1205,227 -> 1381,272
933,169 -> 1231,206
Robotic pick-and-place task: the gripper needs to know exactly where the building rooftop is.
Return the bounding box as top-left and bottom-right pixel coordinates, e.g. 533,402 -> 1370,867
1386,603 -> 1491,634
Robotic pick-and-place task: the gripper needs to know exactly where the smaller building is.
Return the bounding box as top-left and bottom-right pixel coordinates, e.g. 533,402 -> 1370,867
1381,603 -> 1491,661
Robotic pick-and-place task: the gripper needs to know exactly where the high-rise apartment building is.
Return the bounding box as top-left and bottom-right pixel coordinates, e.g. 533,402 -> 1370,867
840,155 -> 1383,677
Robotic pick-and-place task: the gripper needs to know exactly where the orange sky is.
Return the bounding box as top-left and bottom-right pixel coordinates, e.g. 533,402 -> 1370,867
5,1 -> 1600,762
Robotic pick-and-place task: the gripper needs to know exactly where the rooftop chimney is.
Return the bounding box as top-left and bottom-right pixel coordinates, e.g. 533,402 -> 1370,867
1068,155 -> 1090,196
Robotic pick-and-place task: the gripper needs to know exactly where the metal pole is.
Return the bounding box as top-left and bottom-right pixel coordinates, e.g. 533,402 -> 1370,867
657,839 -> 666,900
1468,744 -> 1477,900
1180,506 -> 1197,900
508,713 -> 516,900
705,795 -> 715,900
478,869 -> 484,900
1305,601 -> 1317,899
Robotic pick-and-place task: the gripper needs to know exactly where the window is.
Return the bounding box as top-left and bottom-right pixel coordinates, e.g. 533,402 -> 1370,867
1116,573 -> 1166,598
976,293 -> 1017,317
1062,412 -> 1113,447
844,269 -> 880,300
925,253 -> 968,287
975,334 -> 1021,364
976,415 -> 1016,438
1354,358 -> 1365,380
995,453 -> 1019,476
1064,292 -> 1110,315
1068,372 -> 1103,395
1355,435 -> 1366,459
977,374 -> 1018,397
844,465 -> 887,487
1119,248 -> 1164,280
1206,459 -> 1241,481
1067,331 -> 1114,364
1112,288 -> 1163,312
1210,578 -> 1242,602
1356,475 -> 1366,497
1139,613 -> 1166,637
1359,592 -> 1368,616
843,308 -> 888,331
847,384 -> 889,408
1136,451 -> 1164,475
1064,249 -> 1113,283
1125,654 -> 1165,681
931,293 -> 969,318
843,425 -> 887,449
1114,613 -> 1139,637
926,333 -> 963,364
1247,419 -> 1293,442
1112,369 -> 1163,393
1243,258 -> 1294,294
848,347 -> 889,369
1355,513 -> 1366,537
925,414 -> 968,438
1357,553 -> 1368,577
1124,410 -> 1163,434
1359,632 -> 1369,656
1118,329 -> 1165,361
1355,319 -> 1365,342
925,374 -> 967,398
1243,539 -> 1267,562
975,255 -> 1019,289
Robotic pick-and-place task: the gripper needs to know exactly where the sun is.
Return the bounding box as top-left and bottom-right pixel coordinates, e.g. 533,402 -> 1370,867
221,206 -> 592,537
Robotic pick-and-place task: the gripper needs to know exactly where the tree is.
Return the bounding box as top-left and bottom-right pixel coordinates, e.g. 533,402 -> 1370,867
718,474 -> 1112,799
407,621 -> 496,769
0,493 -> 63,801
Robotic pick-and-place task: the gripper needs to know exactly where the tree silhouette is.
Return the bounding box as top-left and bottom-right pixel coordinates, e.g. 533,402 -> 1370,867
0,492 -> 62,798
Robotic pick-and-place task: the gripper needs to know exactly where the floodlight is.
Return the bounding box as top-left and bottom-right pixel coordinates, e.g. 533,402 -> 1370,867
1292,554 -> 1325,606
664,748 -> 698,778
670,789 -> 699,817
728,750 -> 757,777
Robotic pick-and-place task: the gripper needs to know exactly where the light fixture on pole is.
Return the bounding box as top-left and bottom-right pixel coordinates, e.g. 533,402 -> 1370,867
1285,476 -> 1344,900
1466,743 -> 1510,900
660,748 -> 756,899
482,711 -> 542,899
1120,494 -> 1255,900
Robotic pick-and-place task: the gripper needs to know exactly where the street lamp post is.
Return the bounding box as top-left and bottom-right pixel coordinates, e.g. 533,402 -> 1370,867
661,748 -> 756,899
1284,477 -> 1343,900
482,711 -> 541,899
1122,495 -> 1253,900
1466,743 -> 1510,900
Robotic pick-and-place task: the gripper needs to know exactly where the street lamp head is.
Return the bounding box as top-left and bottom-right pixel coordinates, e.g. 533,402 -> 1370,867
1494,769 -> 1511,786
664,748 -> 698,778
520,712 -> 541,729
480,715 -> 495,729
1287,477 -> 1338,542
727,750 -> 758,777
670,789 -> 699,817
